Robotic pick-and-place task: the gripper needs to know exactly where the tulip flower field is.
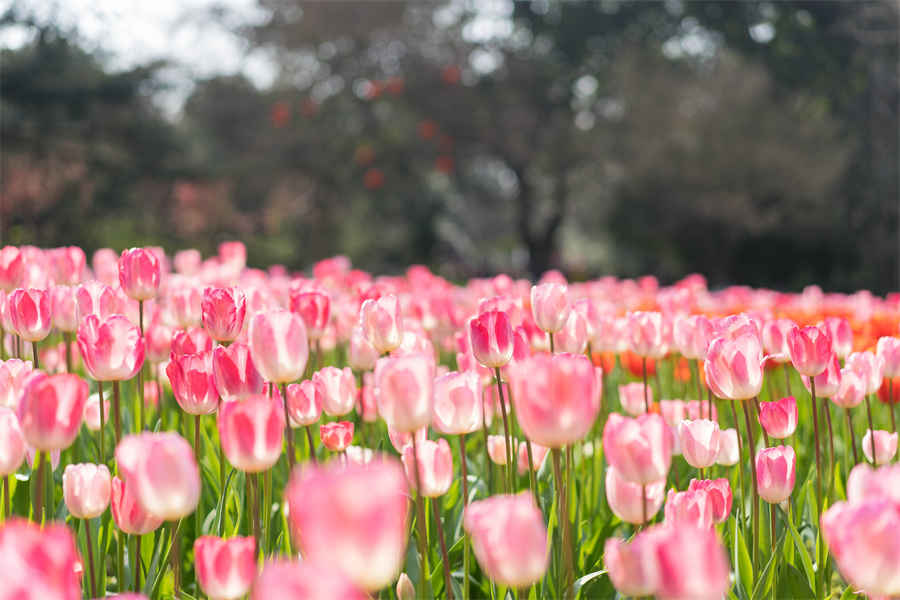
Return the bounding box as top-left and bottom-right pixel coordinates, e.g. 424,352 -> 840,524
1,243 -> 900,600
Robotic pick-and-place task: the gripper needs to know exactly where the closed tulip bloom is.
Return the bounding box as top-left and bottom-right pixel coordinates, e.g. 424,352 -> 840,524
846,351 -> 885,396
48,247 -> 85,286
375,353 -> 434,433
787,325 -> 832,377
469,310 -> 514,368
402,437 -> 453,497
77,314 -> 144,381
118,248 -> 161,301
673,314 -> 715,360
530,282 -> 569,334
755,445 -> 796,504
619,382 -> 652,416
396,573 -> 415,600
716,428 -> 740,465
592,314 -> 630,353
212,343 -> 264,402
8,289 -> 51,342
517,440 -> 549,475
285,459 -> 409,590
649,523 -> 731,600
464,492 -> 549,588
758,396 -> 798,439
605,466 -> 665,524
0,358 -> 34,409
82,394 -> 109,431
664,488 -> 714,529
604,413 -> 674,484
115,432 -> 201,520
0,246 -> 23,291
678,419 -> 720,469
251,560 -> 367,600
802,354 -> 841,398
320,421 -> 354,452
167,350 -> 218,415
387,425 -> 427,454
487,434 -> 515,465
171,326 -> 213,357
360,294 -> 403,354
290,289 -> 331,340
62,463 -> 111,519
248,310 -> 308,384
201,287 -> 246,342
0,518 -> 82,600
508,352 -> 600,448
74,281 -> 123,322
604,534 -> 657,597
821,317 -> 853,359
217,394 -> 284,473
194,536 -> 256,600
554,309 -> 588,354
628,311 -> 667,358
18,373 -> 87,451
348,325 -> 379,371
761,318 -> 795,362
688,478 -> 732,523
313,366 -> 356,417
173,249 -> 201,275
832,368 -> 866,408
658,400 -> 686,427
862,429 -> 898,465
50,285 -> 78,333
684,399 -> 718,422
704,333 -> 763,400
110,476 -> 163,535
0,407 -> 26,476
432,370 -> 482,435
285,379 -> 323,427
877,336 -> 900,378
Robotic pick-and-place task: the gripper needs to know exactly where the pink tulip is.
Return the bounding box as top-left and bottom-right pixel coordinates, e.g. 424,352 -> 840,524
18,373 -> 87,451
469,310 -> 514,368
48,247 -> 85,286
144,320 -> 173,364
802,354 -> 841,398
877,336 -> 900,378
320,421 -> 354,452
50,285 -> 78,333
388,425 -> 427,454
846,351 -> 885,395
487,434 -> 515,465
508,352 -> 600,448
658,400 -> 686,427
396,573 -> 415,600
845,463 -> 900,505
359,294 -> 403,354
761,318 -> 795,362
77,314 -> 144,381
0,518 -> 82,600
110,476 -> 163,535
402,437 -> 453,497
25,445 -> 60,470
664,488 -> 714,529
201,287 -> 246,343
115,432 -> 201,519
217,394 -> 284,473
832,368 -> 866,408
432,370 -> 482,435
604,534 -> 657,597
554,309 -> 588,354
704,333 -> 763,400
619,382 -> 651,416
212,343 -> 264,402
688,478 -> 732,523
285,458 -> 409,590
603,413 -> 673,484
82,394 -> 109,432
673,314 -> 715,360
862,429 -> 898,465
755,445 -> 796,504
285,380 -> 323,427
74,281 -> 123,322
248,310 -> 308,383
348,325 -> 379,371
820,317 -> 853,359
167,350 -> 218,415
787,325 -> 832,377
517,440 -> 549,475
91,248 -> 119,286
627,311 -> 667,358
62,463 -> 111,519
464,492 -> 548,588
290,289 -> 331,340
757,396 -> 798,439
678,419 -> 720,469
0,246 -> 23,291
174,249 -> 202,275
194,536 -> 256,600
313,366 -> 356,417
0,358 -> 34,409
375,353 -> 434,433
251,560 -> 367,600
345,445 -> 376,466
8,288 -> 51,342
118,248 -> 161,301
592,315 -> 629,353
171,326 -> 213,357
0,407 -> 25,476
684,399 -> 718,421
530,282 -> 570,334
165,282 -> 204,328
605,466 -> 665,524
649,523 -> 731,600
716,428 -> 740,465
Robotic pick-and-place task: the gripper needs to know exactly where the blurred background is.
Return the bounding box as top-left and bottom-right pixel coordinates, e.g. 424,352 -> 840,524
1,0 -> 898,292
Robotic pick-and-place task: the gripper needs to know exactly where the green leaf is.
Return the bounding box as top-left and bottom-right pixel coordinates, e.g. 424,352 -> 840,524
785,506 -> 815,591
839,584 -> 858,600
778,563 -> 814,599
572,570 -> 606,598
734,519 -> 754,598
833,460 -> 846,501
751,531 -> 784,600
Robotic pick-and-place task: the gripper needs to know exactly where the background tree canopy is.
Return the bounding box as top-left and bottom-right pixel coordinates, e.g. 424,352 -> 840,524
2,1 -> 898,292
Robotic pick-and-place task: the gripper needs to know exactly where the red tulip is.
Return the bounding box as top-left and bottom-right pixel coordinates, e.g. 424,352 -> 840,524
688,478 -> 732,523
313,366 -> 356,417
167,350 -> 218,415
62,463 -> 111,519
8,288 -> 51,342
755,445 -> 796,504
18,373 -> 87,451
758,396 -> 798,439
530,282 -> 569,334
0,246 -> 23,291
77,314 -> 144,381
194,536 -> 256,600
320,421 -> 354,452
360,294 -> 403,354
201,287 -> 246,343
469,310 -> 514,368
217,394 -> 284,473
212,343 -> 264,402
432,370 -> 482,435
603,413 -> 674,484
605,466 -> 665,524
118,248 -> 161,301
285,379 -> 323,427
251,560 -> 367,600
375,353 -> 434,433
290,289 -> 331,340
787,325 -> 832,377
704,333 -> 763,400
0,407 -> 26,476
248,310 -> 308,383
110,476 -> 163,535
0,518 -> 82,600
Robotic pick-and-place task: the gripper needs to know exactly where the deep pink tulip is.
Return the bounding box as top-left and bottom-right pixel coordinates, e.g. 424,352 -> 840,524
217,394 -> 284,473
688,478 -> 732,523
375,353 -> 434,433
348,325 -> 379,371
846,351 -> 885,396
50,285 -> 78,333
118,248 -> 161,301
678,419 -> 720,469
802,353 -> 841,398
62,463 -> 111,519
0,358 -> 34,409
603,413 -> 674,484
508,352 -> 600,448
194,536 -> 256,600
530,283 -> 569,334
664,488 -> 714,529
619,382 -> 651,416
110,476 -> 163,535
755,445 -> 796,504
285,458 -> 409,590
604,534 -> 657,597
673,314 -> 715,360
605,466 -> 665,524
74,281 -> 122,322
8,288 -> 51,342
432,370 -> 482,435
115,432 -> 201,520
469,310 -> 514,368
320,421 -> 354,452
877,336 -> 900,378
171,326 -> 213,357
487,434 -> 515,465
0,407 -> 26,476
649,523 -> 731,600
212,343 -> 264,402
313,366 -> 356,417
787,325 -> 833,377
18,373 -> 87,451
248,310 -> 308,383
285,379 -> 323,427
167,350 -> 218,415
761,318 -> 795,362
402,437 -> 453,497
862,429 -> 898,465
0,518 -> 82,600
832,368 -> 866,408
77,314 -> 144,381
0,246 -> 23,291
716,428 -> 740,465
201,287 -> 246,343
821,316 -> 853,359
757,396 -> 798,439
627,311 -> 667,358
251,560 -> 367,600
359,294 -> 403,354
290,289 -> 331,340
704,333 -> 763,400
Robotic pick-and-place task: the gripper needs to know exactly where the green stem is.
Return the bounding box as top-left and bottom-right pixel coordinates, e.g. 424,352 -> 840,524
133,533 -> 141,592
494,367 -> 514,494
84,519 -> 97,598
845,408 -> 859,465
434,496 -> 454,600
33,451 -> 45,522
31,339 -> 40,370
280,383 -> 295,470
551,448 -> 574,598
169,520 -> 181,597
741,401 -> 760,576
642,357 -> 649,413
864,393 -> 877,465
113,380 -> 122,448
305,424 -> 317,464
411,435 -> 432,596
98,380 -> 106,466
63,332 -> 73,374
459,435 -> 470,600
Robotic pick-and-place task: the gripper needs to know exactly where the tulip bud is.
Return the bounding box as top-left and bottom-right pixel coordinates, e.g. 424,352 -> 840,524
678,419 -> 720,469
704,334 -> 764,400
603,413 -> 673,484
18,373 -> 87,451
8,289 -> 52,342
758,396 -> 798,439
619,382 -> 651,416
62,463 -> 111,519
688,478 -> 732,523
118,248 -> 161,301
605,466 -> 665,524
348,325 -> 379,371
201,287 -> 246,343
217,394 -> 285,473
787,325 -> 833,377
755,445 -> 796,504
320,421 -> 354,452
110,476 -> 163,535
716,428 -> 740,465
469,310 -> 514,368
862,429 -> 898,465
396,573 -> 416,600
194,536 -> 256,600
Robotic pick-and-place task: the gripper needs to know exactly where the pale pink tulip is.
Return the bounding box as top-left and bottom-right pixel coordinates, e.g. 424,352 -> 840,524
432,370 -> 482,435
664,488 -> 714,529
18,373 -> 87,451
110,476 -> 163,535
375,353 -> 434,433
469,310 -> 514,368
832,368 -> 866,408
402,437 -> 453,497
62,463 -> 111,519
487,434 -> 514,465
313,366 -> 356,417
716,428 -> 740,465
877,336 -> 900,378
802,354 -> 841,398
649,523 -> 731,600
217,394 -> 284,473
757,396 -> 798,439
846,351 -> 885,396
360,294 -> 403,354
251,560 -> 367,600
194,536 -> 256,600
530,283 -> 569,335
820,317 -> 853,359
673,314 -> 715,360
604,534 -> 657,597
50,285 -> 78,333
605,466 -> 665,524
0,518 -> 82,600
77,314 -> 144,381
517,440 -> 549,475
862,429 -> 898,465
82,394 -> 109,432
688,478 -> 732,523
171,326 -> 213,357
628,311 -> 667,358
0,407 -> 26,476
554,309 -> 588,354
619,382 -> 651,416
0,247 -> 23,291
761,318 -> 795,362
603,413 -> 673,484
248,310 -> 308,383
678,419 -> 720,469
348,325 -> 379,371
755,445 -> 796,504
0,359 -> 33,409
704,333 -> 763,400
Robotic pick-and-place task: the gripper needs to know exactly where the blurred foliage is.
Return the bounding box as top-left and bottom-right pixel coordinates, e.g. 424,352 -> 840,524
1,1 -> 897,292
